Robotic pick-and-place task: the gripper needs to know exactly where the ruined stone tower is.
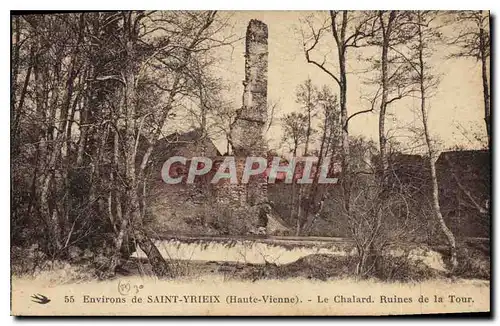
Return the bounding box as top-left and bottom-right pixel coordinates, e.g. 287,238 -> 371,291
231,19 -> 268,157
216,20 -> 269,206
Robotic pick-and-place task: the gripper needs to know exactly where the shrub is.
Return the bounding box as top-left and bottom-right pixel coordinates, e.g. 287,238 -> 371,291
236,254 -> 357,282
453,247 -> 490,280
199,203 -> 257,235
11,244 -> 47,276
11,245 -> 99,283
373,254 -> 443,282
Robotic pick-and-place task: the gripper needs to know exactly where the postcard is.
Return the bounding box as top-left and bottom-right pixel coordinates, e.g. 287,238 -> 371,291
10,10 -> 490,316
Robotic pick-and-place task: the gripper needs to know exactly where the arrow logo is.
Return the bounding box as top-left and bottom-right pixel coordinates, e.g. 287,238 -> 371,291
31,293 -> 51,304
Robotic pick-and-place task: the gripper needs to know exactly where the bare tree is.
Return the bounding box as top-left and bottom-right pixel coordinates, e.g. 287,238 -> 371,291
11,14 -> 88,253
11,11 -> 238,278
280,112 -> 309,233
301,11 -> 375,213
364,11 -> 421,189
295,78 -> 319,156
449,11 -> 490,149
409,11 -> 458,270
280,112 -> 309,157
102,11 -> 238,276
301,86 -> 341,234
212,102 -> 238,155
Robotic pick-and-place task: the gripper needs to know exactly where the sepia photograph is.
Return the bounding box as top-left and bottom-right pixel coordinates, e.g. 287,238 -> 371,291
10,9 -> 491,316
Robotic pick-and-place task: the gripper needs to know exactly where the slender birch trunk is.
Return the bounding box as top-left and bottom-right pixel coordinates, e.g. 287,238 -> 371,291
416,13 -> 457,270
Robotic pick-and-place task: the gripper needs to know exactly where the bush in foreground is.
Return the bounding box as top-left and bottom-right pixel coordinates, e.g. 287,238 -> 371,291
452,247 -> 490,280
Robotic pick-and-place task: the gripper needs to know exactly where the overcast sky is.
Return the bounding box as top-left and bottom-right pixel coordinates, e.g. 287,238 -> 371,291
182,11 -> 489,156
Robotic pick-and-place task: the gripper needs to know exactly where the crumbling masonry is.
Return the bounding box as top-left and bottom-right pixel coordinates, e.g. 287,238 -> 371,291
215,19 -> 269,207
232,19 -> 268,156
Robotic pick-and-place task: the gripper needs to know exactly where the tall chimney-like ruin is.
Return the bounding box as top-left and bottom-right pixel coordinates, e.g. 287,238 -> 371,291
216,20 -> 269,207
231,19 -> 268,157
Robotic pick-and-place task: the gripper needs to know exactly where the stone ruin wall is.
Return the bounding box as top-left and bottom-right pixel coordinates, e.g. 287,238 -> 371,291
212,157 -> 269,207
212,158 -> 247,205
214,19 -> 269,209
150,20 -> 280,234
